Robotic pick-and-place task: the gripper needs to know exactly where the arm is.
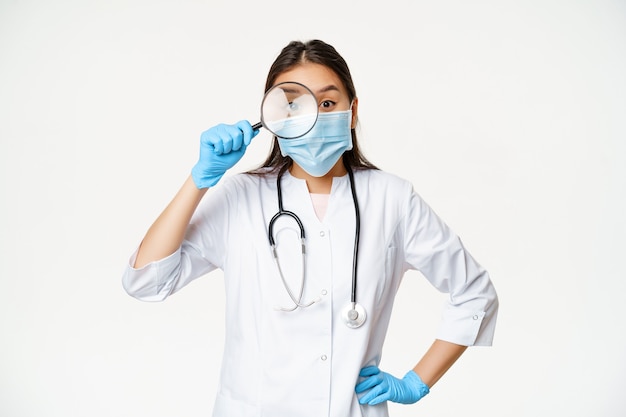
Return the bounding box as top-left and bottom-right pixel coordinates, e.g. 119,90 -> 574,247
413,339 -> 467,388
356,187 -> 497,406
134,175 -> 207,268
127,121 -> 258,268
355,340 -> 466,406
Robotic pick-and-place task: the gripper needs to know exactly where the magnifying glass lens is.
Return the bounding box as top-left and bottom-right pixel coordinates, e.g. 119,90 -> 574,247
260,82 -> 318,139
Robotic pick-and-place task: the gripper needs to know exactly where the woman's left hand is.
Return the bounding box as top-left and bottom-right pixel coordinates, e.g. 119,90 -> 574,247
355,366 -> 430,405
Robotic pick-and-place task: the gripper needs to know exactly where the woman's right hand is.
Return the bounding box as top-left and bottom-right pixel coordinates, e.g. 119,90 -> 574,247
191,120 -> 259,189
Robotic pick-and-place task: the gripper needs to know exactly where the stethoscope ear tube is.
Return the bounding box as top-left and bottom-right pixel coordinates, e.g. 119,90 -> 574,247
268,165 -> 306,246
268,210 -> 305,246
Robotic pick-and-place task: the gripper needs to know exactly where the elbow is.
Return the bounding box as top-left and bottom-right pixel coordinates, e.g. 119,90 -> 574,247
121,269 -> 173,303
121,248 -> 184,302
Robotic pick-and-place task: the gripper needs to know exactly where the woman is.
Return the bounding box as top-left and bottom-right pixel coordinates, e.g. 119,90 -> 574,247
122,39 -> 498,417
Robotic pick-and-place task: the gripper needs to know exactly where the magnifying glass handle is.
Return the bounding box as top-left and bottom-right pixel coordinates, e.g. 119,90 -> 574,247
252,121 -> 263,131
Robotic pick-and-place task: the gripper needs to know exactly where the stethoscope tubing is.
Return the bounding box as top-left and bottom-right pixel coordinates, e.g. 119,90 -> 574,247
346,165 -> 360,306
267,161 -> 361,311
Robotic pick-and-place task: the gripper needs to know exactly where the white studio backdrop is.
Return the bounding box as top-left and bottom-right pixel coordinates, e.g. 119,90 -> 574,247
1,0 -> 625,416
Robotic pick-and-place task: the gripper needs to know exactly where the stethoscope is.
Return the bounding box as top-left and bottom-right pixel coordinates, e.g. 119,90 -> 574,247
267,163 -> 367,329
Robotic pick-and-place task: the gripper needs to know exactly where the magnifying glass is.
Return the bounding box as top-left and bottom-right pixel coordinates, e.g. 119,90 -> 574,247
252,82 -> 318,139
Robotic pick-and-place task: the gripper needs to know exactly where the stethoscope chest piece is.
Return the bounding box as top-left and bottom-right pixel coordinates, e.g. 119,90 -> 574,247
342,302 -> 366,329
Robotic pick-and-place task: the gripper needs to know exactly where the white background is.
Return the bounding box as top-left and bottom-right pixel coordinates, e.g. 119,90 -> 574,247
1,0 -> 625,416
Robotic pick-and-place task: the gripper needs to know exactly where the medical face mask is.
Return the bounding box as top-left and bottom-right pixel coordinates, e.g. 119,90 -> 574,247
277,109 -> 353,177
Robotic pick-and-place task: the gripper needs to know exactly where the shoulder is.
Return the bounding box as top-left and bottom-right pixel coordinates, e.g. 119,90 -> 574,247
354,168 -> 414,195
218,171 -> 277,193
352,169 -> 420,222
354,169 -> 439,222
198,172 -> 276,213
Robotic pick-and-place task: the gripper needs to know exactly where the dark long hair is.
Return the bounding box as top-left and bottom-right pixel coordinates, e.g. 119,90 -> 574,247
249,40 -> 378,175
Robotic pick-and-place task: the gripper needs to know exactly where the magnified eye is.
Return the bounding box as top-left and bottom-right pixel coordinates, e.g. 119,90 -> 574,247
260,81 -> 319,139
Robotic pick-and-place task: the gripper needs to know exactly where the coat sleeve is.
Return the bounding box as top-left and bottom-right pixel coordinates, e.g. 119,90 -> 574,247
402,186 -> 499,346
121,180 -> 235,302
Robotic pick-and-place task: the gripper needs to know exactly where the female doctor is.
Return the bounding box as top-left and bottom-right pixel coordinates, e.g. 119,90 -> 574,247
122,39 -> 498,417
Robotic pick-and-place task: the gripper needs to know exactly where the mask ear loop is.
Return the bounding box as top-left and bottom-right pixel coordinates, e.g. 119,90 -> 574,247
348,99 -> 357,128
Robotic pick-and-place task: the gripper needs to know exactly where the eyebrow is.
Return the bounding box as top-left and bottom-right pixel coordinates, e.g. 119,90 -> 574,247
315,85 -> 341,95
278,84 -> 341,96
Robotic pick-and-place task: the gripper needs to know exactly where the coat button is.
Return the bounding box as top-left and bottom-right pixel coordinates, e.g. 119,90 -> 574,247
319,231 -> 325,237
473,315 -> 479,320
321,355 -> 328,361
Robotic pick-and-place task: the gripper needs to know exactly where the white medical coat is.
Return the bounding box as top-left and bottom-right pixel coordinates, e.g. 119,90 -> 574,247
123,169 -> 498,417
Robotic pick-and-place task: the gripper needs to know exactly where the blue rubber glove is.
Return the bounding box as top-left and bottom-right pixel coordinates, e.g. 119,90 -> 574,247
355,366 -> 430,406
191,120 -> 258,188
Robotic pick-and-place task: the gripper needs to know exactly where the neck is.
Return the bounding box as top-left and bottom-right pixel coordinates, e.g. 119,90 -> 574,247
290,160 -> 347,194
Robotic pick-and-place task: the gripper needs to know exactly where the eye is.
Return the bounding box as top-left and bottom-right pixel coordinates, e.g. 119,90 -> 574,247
287,101 -> 300,111
320,100 -> 336,110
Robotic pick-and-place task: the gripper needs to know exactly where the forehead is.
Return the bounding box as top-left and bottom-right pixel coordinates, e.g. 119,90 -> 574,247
273,63 -> 347,95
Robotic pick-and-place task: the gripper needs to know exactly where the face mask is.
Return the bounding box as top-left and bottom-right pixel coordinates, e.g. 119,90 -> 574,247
277,109 -> 353,177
